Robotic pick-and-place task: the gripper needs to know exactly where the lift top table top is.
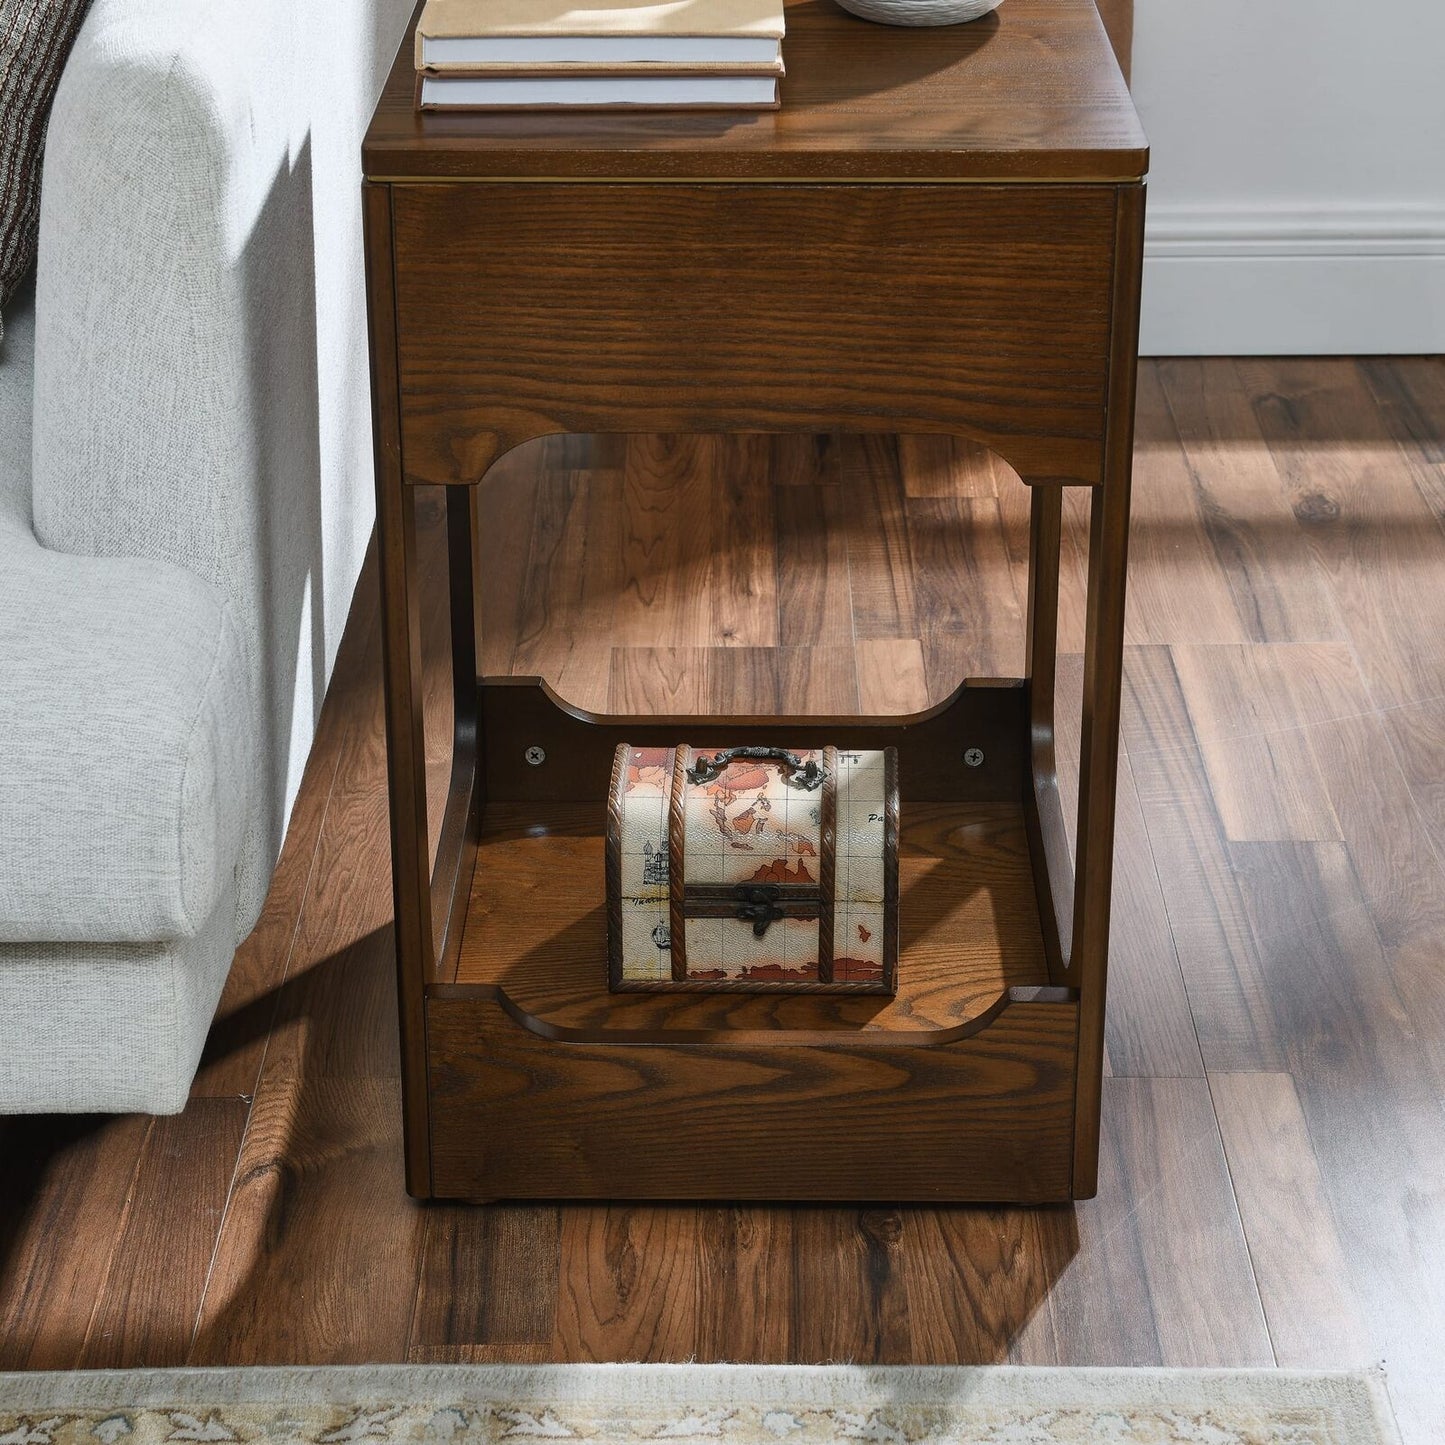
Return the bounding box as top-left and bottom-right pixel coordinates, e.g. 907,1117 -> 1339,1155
363,0 -> 1148,184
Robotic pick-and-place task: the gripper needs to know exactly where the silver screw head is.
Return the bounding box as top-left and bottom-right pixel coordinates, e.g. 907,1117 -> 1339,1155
964,747 -> 985,768
525,745 -> 547,766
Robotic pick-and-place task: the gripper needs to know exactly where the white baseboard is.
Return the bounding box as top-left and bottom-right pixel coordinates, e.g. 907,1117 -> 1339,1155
1139,203 -> 1445,355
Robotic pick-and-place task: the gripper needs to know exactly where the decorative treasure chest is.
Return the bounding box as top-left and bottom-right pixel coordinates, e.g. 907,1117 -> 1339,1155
607,744 -> 899,993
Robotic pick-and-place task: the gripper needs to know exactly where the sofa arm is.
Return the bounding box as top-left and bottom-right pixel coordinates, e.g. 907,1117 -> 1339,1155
28,0 -> 410,936
31,0 -> 298,580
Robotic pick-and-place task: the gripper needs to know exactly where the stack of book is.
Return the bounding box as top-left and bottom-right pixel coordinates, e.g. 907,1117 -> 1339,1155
414,0 -> 786,111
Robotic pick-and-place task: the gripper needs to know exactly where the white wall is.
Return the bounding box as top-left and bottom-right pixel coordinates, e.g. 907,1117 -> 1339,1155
1131,0 -> 1445,354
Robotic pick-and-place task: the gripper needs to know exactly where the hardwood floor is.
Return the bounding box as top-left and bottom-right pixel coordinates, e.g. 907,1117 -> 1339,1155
3,357 -> 1444,1440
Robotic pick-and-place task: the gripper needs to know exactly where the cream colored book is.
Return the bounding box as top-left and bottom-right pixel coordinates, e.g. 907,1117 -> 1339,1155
418,56 -> 784,76
415,0 -> 786,72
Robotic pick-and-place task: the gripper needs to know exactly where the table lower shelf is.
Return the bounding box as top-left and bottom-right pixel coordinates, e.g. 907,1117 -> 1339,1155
423,792 -> 1083,1201
451,800 -> 1051,1038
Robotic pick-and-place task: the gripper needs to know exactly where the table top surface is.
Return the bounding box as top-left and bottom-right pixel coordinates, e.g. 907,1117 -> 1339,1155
363,0 -> 1147,183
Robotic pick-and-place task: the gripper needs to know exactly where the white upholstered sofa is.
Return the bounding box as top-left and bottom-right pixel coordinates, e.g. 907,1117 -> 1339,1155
0,0 -> 409,1111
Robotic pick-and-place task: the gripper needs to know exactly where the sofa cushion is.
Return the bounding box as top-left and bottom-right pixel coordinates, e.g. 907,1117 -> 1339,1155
0,878 -> 237,1112
0,0 -> 95,340
0,285 -> 254,944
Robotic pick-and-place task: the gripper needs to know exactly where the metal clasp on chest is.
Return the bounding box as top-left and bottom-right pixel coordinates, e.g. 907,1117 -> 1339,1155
734,884 -> 785,938
684,882 -> 823,938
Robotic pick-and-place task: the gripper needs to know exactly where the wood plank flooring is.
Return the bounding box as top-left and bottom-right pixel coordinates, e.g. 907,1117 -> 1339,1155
3,358 -> 1445,1440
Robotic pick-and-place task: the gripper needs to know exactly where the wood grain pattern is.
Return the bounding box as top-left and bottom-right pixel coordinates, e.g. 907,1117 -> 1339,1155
469,439 -> 1075,722
711,436 -> 782,648
191,1077 -> 423,1364
908,497 -> 1024,682
694,1206 -> 793,1362
775,484 -> 853,648
1351,361 -> 1445,859
1266,648 -> 1445,1119
0,1117 -> 150,1371
610,435 -> 715,649
553,1208 -> 702,1359
363,0 -> 1146,184
900,435 -> 1015,501
1123,366 -> 1253,647
390,183 -> 1118,485
841,436 -> 919,645
455,801 -> 1047,1031
1241,358 -> 1445,884
794,1209 -> 912,1363
426,995 -> 1079,1200
410,1204 -> 562,1355
609,645 -> 862,715
856,638 -> 930,716
509,463 -> 612,705
1239,356 -> 1445,701
900,1206 -> 1067,1364
476,439 -> 554,677
1053,655 -> 1202,1079
78,1105 -> 248,1369
1049,1077 -> 1273,1367
1210,1072 -> 1372,1367
1156,359 -> 1341,646
1172,644 -> 1346,844
1221,836 -> 1445,1443
1121,645 -> 1289,1073
190,505 -> 438,1360
1360,357 -> 1445,476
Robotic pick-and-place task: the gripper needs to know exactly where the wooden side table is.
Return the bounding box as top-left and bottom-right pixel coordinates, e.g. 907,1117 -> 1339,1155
363,0 -> 1147,1203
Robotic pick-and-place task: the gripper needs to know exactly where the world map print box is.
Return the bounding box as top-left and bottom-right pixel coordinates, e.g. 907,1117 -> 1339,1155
607,744 -> 899,993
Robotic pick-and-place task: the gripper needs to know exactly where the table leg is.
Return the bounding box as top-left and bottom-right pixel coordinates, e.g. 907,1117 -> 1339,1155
1025,483 -> 1072,985
1070,476 -> 1131,1195
367,180 -> 434,1196
432,487 -> 485,979
1070,183 -> 1145,1196
375,479 -> 435,1197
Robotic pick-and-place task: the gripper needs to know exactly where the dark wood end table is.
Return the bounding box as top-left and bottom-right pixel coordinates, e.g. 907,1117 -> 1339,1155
363,0 -> 1147,1203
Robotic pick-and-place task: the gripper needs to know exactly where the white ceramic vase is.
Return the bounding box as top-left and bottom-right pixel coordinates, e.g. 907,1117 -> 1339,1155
833,0 -> 1003,26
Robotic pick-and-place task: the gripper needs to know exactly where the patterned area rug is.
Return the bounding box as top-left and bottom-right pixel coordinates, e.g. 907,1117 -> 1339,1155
0,1364 -> 1400,1445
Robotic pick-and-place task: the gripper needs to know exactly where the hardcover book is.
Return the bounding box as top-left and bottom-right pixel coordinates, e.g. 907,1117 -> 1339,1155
416,71 -> 780,108
415,0 -> 786,70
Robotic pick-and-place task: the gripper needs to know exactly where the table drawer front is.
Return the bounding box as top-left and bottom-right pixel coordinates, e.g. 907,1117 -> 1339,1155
391,183 -> 1119,486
